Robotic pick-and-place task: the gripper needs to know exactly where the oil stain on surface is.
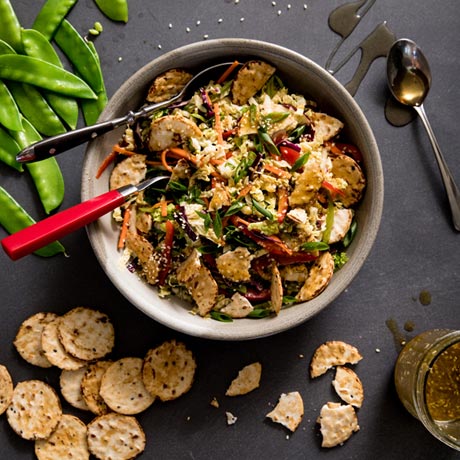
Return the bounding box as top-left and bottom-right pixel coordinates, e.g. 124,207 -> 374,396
326,0 -> 414,126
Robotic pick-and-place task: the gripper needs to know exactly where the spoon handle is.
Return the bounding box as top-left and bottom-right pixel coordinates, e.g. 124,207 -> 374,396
414,104 -> 460,231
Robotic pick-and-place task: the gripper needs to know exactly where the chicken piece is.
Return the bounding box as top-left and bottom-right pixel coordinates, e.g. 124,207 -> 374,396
136,211 -> 153,234
231,60 -> 276,105
220,293 -> 254,318
176,249 -> 218,315
296,251 -> 334,301
331,155 -> 366,207
270,263 -> 283,315
125,232 -> 159,284
289,153 -> 324,206
148,113 -> 202,151
146,68 -> 193,103
176,249 -> 201,284
109,154 -> 147,190
216,247 -> 252,282
309,111 -> 344,144
328,208 -> 353,244
280,264 -> 308,283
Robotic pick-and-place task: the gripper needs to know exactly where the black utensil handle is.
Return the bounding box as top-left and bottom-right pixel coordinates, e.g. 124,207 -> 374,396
16,116 -> 127,163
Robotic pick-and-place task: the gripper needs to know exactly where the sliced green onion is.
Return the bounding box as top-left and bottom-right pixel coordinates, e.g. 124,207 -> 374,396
291,152 -> 310,172
224,200 -> 244,216
213,211 -> 223,237
322,200 -> 335,244
210,311 -> 233,322
248,308 -> 272,318
300,241 -> 329,251
343,220 -> 357,248
258,129 -> 280,157
263,112 -> 289,123
252,199 -> 274,220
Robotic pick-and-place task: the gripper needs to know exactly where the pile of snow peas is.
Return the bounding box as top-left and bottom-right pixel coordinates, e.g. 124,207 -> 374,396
0,0 -> 127,257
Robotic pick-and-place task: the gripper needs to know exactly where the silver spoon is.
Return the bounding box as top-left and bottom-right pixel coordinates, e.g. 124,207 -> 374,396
387,38 -> 460,231
16,61 -> 237,163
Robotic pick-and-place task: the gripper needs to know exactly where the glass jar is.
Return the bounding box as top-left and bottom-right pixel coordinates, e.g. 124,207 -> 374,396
394,329 -> 460,450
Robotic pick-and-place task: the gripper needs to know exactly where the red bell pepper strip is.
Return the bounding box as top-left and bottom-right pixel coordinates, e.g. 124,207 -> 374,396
322,180 -> 345,197
158,220 -> 174,286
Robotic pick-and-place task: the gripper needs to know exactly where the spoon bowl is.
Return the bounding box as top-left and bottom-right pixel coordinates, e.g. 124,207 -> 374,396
387,38 -> 460,231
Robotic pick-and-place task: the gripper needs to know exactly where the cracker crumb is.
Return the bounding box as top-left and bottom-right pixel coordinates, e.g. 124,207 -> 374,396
210,397 -> 219,408
226,411 -> 237,425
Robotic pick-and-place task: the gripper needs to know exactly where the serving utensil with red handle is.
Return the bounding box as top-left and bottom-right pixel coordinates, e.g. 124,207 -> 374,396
1,175 -> 169,260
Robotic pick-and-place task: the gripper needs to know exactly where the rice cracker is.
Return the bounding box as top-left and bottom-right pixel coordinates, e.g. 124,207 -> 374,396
60,367 -> 90,411
6,380 -> 62,440
35,414 -> 89,460
143,340 -> 196,401
332,366 -> 364,408
317,402 -> 359,448
310,341 -> 362,378
99,357 -> 154,415
81,360 -> 112,415
226,362 -> 262,396
41,317 -> 87,370
266,391 -> 304,432
13,312 -> 57,368
0,364 -> 13,415
87,413 -> 146,460
58,307 -> 114,361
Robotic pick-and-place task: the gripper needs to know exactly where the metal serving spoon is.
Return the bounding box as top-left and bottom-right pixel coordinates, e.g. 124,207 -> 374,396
387,38 -> 460,231
16,61 -> 236,163
1,175 -> 169,260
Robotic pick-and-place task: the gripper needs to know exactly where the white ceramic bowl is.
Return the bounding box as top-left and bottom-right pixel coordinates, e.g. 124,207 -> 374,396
82,38 -> 383,340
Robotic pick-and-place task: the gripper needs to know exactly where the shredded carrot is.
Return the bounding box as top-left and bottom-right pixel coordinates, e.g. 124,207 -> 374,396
112,145 -> 138,156
216,60 -> 240,84
96,150 -> 118,178
263,164 -> 291,179
277,187 -> 289,223
210,158 -> 224,165
118,207 -> 131,249
237,184 -> 252,199
161,149 -> 174,172
325,141 -> 342,156
161,199 -> 168,217
168,147 -> 197,164
213,102 -> 224,145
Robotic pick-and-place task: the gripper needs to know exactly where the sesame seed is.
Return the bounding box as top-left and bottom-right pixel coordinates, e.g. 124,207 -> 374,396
375,348 -> 381,353
272,1 -> 276,5
234,0 -> 239,3
158,44 -> 162,49
240,17 -> 245,22
203,34 -> 209,39
196,20 -> 201,26
277,10 -> 282,15
287,4 -> 291,9
168,23 -> 172,29
304,4 -> 308,9
218,18 -> 223,23
118,56 -> 123,62
186,27 -> 191,33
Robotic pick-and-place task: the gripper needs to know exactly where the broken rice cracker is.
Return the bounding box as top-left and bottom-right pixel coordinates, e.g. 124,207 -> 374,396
332,366 -> 364,408
317,402 -> 359,448
310,341 -> 362,378
35,414 -> 89,460
225,362 -> 262,396
266,391 -> 304,432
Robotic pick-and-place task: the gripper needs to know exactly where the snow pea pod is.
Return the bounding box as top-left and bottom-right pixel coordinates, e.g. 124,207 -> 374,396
0,80 -> 22,131
80,41 -> 107,125
0,186 -> 65,257
21,29 -> 78,130
0,54 -> 96,99
9,117 -> 65,214
94,0 -> 128,23
54,19 -> 103,93
8,81 -> 67,136
0,0 -> 23,53
32,0 -> 78,41
0,125 -> 22,171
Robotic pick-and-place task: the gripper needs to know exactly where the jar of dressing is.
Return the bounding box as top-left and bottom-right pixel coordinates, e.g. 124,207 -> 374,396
394,329 -> 460,450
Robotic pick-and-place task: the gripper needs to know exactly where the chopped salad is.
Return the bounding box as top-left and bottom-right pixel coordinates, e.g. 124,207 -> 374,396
104,60 -> 366,321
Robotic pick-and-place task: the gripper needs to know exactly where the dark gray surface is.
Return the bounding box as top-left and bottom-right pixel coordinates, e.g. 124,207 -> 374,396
1,1 -> 459,459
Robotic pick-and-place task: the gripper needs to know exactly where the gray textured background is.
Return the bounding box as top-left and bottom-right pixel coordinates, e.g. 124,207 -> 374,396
1,1 -> 459,459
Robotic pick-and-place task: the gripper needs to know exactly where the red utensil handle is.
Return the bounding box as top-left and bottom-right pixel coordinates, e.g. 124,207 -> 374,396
1,189 -> 125,261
